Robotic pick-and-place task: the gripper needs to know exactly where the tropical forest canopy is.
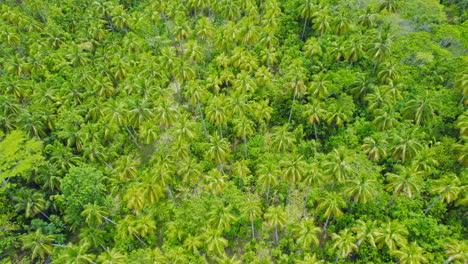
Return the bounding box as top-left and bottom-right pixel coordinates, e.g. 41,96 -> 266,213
0,0 -> 467,263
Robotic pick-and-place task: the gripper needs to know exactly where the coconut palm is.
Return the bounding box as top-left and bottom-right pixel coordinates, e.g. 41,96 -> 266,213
242,198 -> 262,239
352,219 -> 379,249
269,125 -> 295,153
79,227 -> 106,249
425,174 -> 462,214
281,153 -> 308,204
309,73 -> 331,99
303,100 -> 326,139
264,205 -> 287,244
12,188 -> 46,218
205,96 -> 230,137
345,175 -> 378,205
20,229 -> 55,260
207,205 -> 237,232
373,109 -> 399,131
233,116 -> 255,158
80,202 -> 109,227
313,9 -> 331,35
388,129 -> 424,164
333,12 -> 351,35
55,242 -> 96,264
298,0 -> 317,39
257,161 -> 279,203
332,229 -> 357,263
361,136 -> 387,162
375,220 -> 408,251
317,191 -> 346,230
284,78 -> 307,124
203,228 -> 228,256
292,218 -> 321,250
402,93 -> 436,125
301,164 -> 324,217
323,147 -> 353,185
443,240 -> 468,264
303,37 -> 323,62
386,165 -> 424,207
392,242 -> 427,264
96,248 -> 126,264
205,134 -> 231,173
295,254 -> 324,264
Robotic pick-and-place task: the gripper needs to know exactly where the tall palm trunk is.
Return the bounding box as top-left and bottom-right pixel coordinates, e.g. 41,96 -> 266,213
275,225 -> 279,245
288,87 -> 298,124
266,184 -> 271,204
302,187 -> 311,218
251,219 -> 255,239
313,122 -> 318,139
334,250 -> 342,264
197,99 -> 208,138
443,256 -> 455,264
243,136 -> 248,159
323,216 -> 330,231
219,124 -> 223,138
166,184 -> 177,205
286,180 -> 293,205
387,188 -> 402,208
424,194 -> 441,214
301,19 -> 308,40
125,125 -> 141,147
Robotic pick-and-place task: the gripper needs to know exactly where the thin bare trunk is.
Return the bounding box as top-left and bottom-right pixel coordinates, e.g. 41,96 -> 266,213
424,194 -> 441,215
313,122 -> 318,139
323,216 -> 330,231
443,256 -> 455,264
301,19 -> 308,40
288,87 -> 298,124
166,184 -> 176,205
286,180 -> 293,205
275,225 -> 279,245
197,99 -> 208,138
251,219 -> 255,239
302,187 -> 311,218
243,136 -> 248,159
125,126 -> 141,148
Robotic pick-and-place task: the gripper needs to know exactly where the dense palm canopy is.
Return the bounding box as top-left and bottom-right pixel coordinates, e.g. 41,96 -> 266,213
0,0 -> 465,263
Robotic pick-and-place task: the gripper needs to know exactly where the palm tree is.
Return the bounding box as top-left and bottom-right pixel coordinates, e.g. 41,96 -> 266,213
203,169 -> 229,194
205,96 -> 229,137
56,242 -> 96,264
351,74 -> 375,101
425,174 -> 462,214
352,219 -> 379,249
97,248 -> 126,264
317,191 -> 346,231
292,218 -> 321,250
233,116 -> 255,159
313,9 -> 331,35
154,96 -> 179,130
295,254 -> 324,264
173,114 -> 196,143
183,235 -> 202,255
79,227 -> 106,249
443,240 -> 468,264
80,202 -> 108,227
375,220 -> 408,251
257,161 -> 279,203
205,134 -> 231,173
361,136 -> 387,162
178,157 -> 203,185
333,12 -> 351,35
323,147 -> 353,185
203,228 -> 228,256
380,0 -> 399,13
378,63 -> 400,85
269,125 -> 295,153
284,78 -> 307,124
242,198 -> 262,239
303,100 -> 326,139
402,93 -> 436,125
207,205 -> 237,232
20,229 -> 55,260
12,188 -> 46,218
303,37 -> 323,62
331,229 -> 358,264
373,109 -> 399,131
345,175 -> 378,206
301,164 -> 324,217
281,154 -> 308,204
184,80 -> 208,137
359,7 -> 376,28
389,129 -> 423,164
298,0 -> 317,39
264,205 -> 287,244
386,166 -> 424,207
392,242 -> 428,264
309,73 -> 331,99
